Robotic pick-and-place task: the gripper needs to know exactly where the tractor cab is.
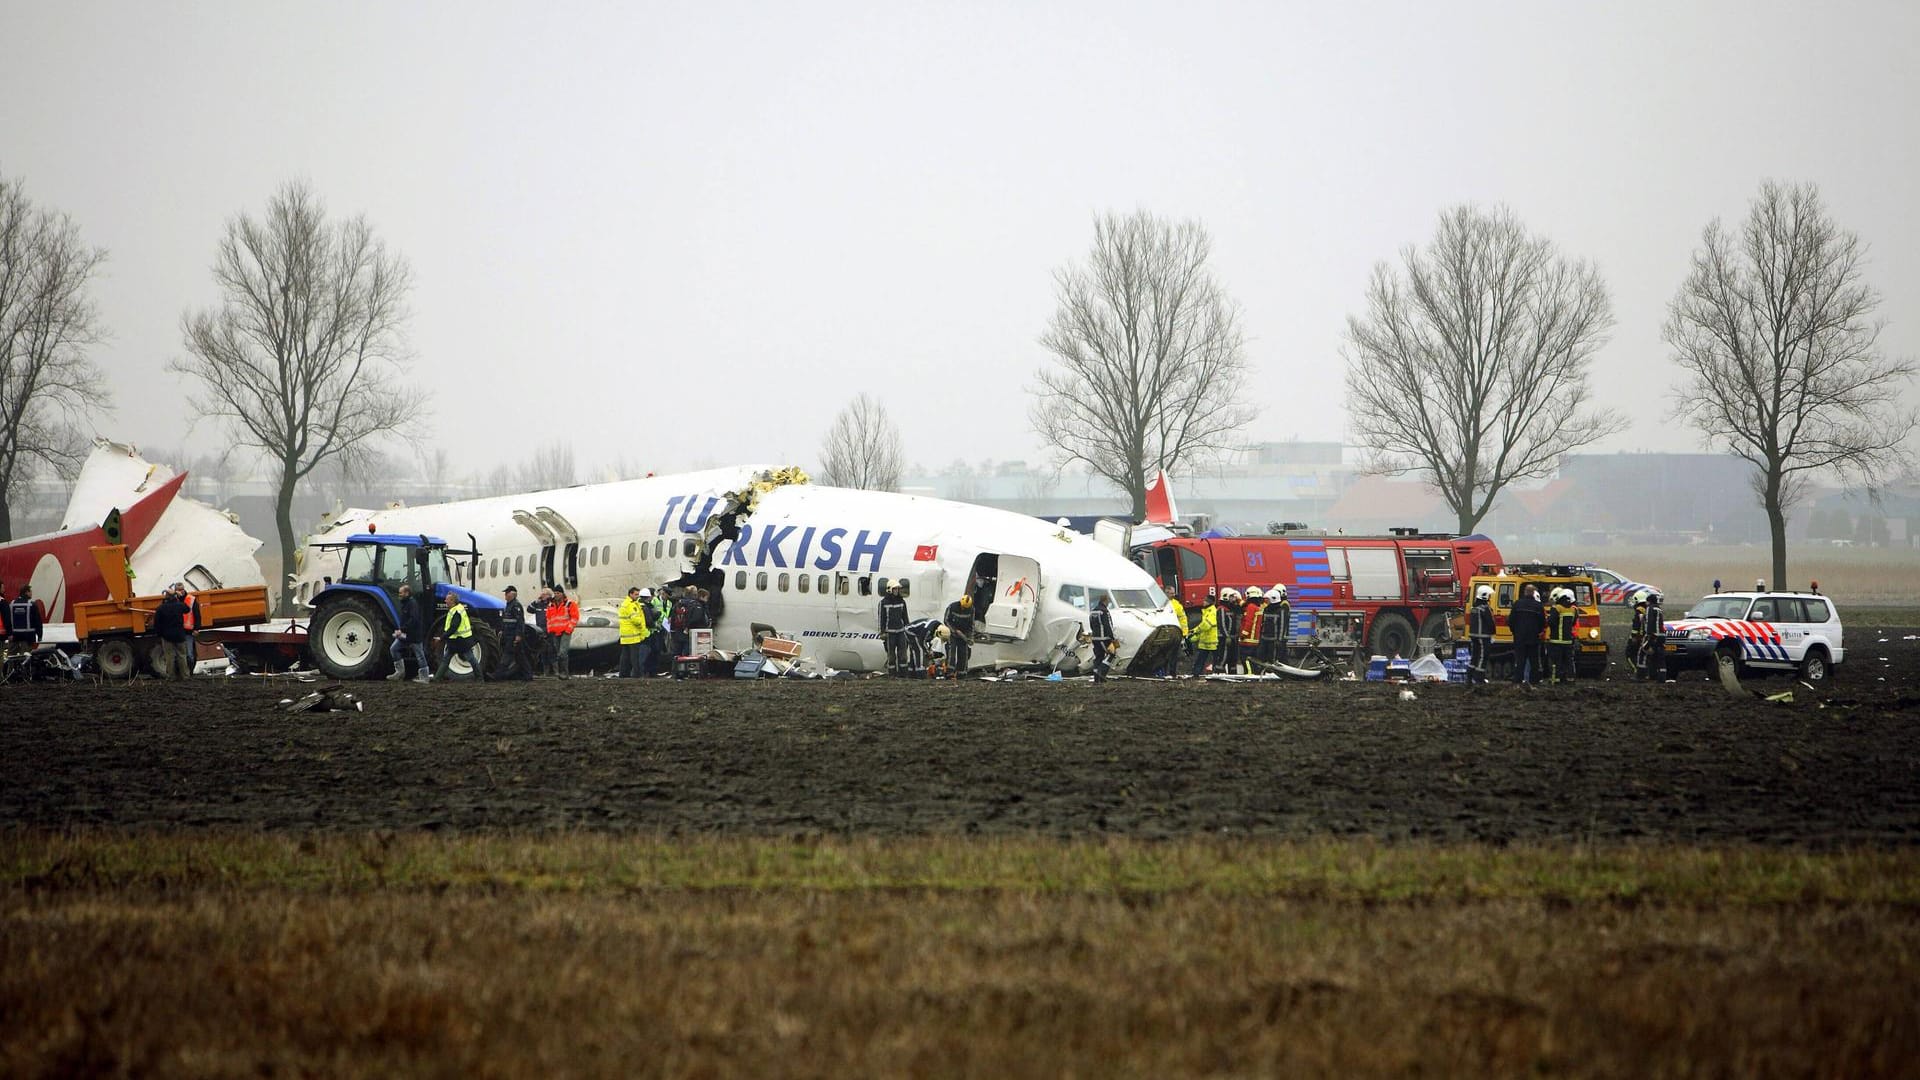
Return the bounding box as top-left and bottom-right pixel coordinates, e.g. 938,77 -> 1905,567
305,533 -> 504,680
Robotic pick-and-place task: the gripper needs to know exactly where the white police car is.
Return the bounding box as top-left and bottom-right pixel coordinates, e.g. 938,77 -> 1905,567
1585,565 -> 1661,606
1663,591 -> 1844,682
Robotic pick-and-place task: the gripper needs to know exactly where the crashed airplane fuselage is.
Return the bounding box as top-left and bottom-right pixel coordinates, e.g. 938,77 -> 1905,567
295,466 -> 1184,674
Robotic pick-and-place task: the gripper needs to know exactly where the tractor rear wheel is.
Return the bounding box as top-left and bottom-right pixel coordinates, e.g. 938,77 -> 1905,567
439,622 -> 500,681
311,595 -> 390,680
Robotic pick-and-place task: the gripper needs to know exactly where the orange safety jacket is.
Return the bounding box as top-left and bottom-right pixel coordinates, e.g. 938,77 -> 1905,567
181,594 -> 198,631
1238,599 -> 1264,645
546,598 -> 579,634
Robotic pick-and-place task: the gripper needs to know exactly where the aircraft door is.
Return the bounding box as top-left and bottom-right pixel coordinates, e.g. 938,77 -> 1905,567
534,507 -> 579,590
983,554 -> 1041,640
512,510 -> 557,589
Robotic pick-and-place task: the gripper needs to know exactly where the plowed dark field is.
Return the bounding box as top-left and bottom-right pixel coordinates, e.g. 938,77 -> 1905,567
7,629 -> 1917,845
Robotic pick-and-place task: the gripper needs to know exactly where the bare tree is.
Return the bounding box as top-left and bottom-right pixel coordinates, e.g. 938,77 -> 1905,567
514,440 -> 577,491
0,175 -> 110,540
1344,205 -> 1622,534
172,182 -> 422,613
1665,180 -> 1917,587
817,393 -> 904,491
1031,211 -> 1254,519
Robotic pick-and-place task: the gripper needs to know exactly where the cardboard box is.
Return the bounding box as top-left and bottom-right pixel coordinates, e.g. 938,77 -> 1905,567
758,636 -> 801,660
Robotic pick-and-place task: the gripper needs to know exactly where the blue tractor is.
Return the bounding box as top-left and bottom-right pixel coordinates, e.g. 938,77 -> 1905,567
305,533 -> 506,680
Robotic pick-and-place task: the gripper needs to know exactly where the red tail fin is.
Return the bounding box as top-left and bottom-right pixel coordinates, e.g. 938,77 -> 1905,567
1143,470 -> 1179,526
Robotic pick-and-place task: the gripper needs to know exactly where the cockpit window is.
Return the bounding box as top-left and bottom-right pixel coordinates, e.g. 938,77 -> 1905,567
1077,585 -> 1167,610
1059,584 -> 1087,610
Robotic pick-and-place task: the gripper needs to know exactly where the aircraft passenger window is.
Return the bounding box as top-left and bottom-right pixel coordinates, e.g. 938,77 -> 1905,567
778,573 -> 790,592
817,575 -> 828,595
1059,584 -> 1087,610
756,572 -> 768,591
798,574 -> 810,594
511,556 -> 521,575
858,576 -> 872,596
896,579 -> 909,597
878,577 -> 889,592
627,543 -> 636,562
687,540 -> 702,560
669,539 -> 679,558
655,540 -> 665,559
735,571 -> 747,591
837,576 -> 849,595
490,557 -> 500,577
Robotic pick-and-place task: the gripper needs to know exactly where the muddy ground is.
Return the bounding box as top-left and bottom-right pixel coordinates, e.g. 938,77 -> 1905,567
3,629 -> 1917,846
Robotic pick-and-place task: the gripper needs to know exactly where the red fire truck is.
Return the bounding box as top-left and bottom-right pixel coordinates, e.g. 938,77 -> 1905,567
1133,527 -> 1504,658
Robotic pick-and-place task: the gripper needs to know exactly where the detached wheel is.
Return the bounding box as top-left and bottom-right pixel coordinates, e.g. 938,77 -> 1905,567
311,595 -> 391,680
95,637 -> 138,680
1800,647 -> 1832,684
1368,612 -> 1417,659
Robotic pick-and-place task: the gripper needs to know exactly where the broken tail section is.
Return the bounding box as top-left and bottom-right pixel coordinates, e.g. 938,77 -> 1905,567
1143,469 -> 1180,527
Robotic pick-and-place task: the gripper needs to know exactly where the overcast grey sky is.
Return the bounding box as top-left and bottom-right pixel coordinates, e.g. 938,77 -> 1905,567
4,0 -> 1916,482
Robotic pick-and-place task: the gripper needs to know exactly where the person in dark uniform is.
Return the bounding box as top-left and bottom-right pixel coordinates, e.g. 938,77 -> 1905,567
1638,590 -> 1667,681
528,588 -> 554,675
878,582 -> 911,674
1467,583 -> 1495,684
498,585 -> 532,680
1216,589 -> 1242,675
942,594 -> 976,677
1507,584 -> 1546,685
902,618 -> 942,675
149,586 -> 193,679
1262,584 -> 1291,666
1626,591 -> 1649,675
1546,588 -> 1579,684
1087,592 -> 1116,682
7,585 -> 46,655
387,583 -> 430,681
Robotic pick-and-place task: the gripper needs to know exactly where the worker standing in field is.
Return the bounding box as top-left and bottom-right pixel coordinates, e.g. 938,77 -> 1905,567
1188,595 -> 1219,677
387,583 -> 429,681
434,594 -> 479,680
6,585 -> 45,656
618,586 -> 650,678
1087,592 -> 1117,682
878,581 -> 911,674
528,587 -> 554,675
1215,589 -> 1242,674
1162,593 -> 1187,677
546,586 -> 579,677
1546,589 -> 1579,685
1508,584 -> 1546,685
147,586 -> 192,679
1237,586 -> 1265,672
1264,584 -> 1291,666
498,586 -> 532,680
1636,590 -> 1667,681
942,593 -> 975,677
1467,584 -> 1495,684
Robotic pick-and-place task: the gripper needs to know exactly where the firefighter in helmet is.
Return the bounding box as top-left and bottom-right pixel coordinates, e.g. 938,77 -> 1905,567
1546,587 -> 1579,684
1216,588 -> 1243,674
942,593 -> 976,677
1467,583 -> 1495,683
1236,586 -> 1265,672
1263,584 -> 1291,666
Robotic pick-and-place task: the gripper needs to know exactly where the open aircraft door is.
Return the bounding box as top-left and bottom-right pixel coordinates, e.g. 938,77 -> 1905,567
534,507 -> 579,590
983,554 -> 1041,641
511,510 -> 558,588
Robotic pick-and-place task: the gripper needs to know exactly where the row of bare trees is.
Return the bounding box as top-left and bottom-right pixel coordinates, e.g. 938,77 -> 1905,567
1030,188 -> 1914,587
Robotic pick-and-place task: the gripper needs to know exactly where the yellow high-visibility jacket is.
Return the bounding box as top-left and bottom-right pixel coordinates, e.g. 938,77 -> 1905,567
618,596 -> 651,645
1189,605 -> 1219,650
442,602 -> 473,640
1169,597 -> 1188,637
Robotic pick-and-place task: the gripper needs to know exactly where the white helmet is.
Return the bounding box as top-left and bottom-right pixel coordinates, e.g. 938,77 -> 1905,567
1270,584 -> 1287,598
1631,589 -> 1650,604
1475,584 -> 1493,601
1220,587 -> 1241,604
1245,586 -> 1264,601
